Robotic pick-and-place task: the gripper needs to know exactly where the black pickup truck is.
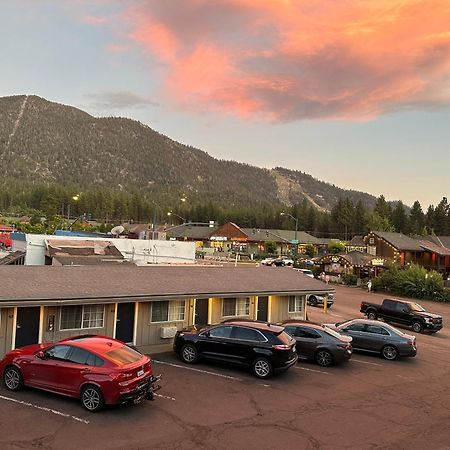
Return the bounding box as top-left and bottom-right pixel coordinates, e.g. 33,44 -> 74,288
360,298 -> 443,333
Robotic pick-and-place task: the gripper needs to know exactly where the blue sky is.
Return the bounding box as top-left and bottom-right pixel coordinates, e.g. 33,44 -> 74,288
1,1 -> 449,208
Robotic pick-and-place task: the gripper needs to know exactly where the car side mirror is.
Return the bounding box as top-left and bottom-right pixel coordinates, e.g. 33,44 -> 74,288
204,330 -> 210,337
36,351 -> 45,359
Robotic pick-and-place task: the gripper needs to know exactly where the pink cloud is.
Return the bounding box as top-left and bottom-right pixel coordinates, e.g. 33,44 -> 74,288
107,43 -> 128,53
116,0 -> 450,121
82,15 -> 107,26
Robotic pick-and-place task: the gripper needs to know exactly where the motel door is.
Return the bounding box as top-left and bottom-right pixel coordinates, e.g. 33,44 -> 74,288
116,303 -> 135,344
15,307 -> 40,349
194,299 -> 209,326
257,297 -> 269,322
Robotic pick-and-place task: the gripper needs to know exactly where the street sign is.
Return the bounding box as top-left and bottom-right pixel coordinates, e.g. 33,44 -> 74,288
290,239 -> 299,244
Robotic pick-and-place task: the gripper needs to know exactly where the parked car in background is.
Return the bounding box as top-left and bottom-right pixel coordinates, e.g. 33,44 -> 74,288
282,320 -> 352,367
1,335 -> 161,412
273,256 -> 294,267
360,298 -> 443,333
295,268 -> 314,278
174,321 -> 298,379
307,293 -> 334,308
261,257 -> 276,266
328,319 -> 417,360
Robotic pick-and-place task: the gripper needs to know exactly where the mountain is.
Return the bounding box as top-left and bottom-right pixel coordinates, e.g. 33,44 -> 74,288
0,94 -> 381,211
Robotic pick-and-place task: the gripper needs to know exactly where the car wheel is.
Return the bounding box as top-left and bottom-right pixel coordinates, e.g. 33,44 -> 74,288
315,350 -> 333,367
180,344 -> 198,364
381,345 -> 398,361
81,385 -> 105,412
367,311 -> 378,320
412,321 -> 424,333
3,366 -> 24,391
251,357 -> 273,379
309,296 -> 318,307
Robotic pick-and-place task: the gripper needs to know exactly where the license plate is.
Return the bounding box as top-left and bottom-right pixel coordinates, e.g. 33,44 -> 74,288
137,369 -> 144,377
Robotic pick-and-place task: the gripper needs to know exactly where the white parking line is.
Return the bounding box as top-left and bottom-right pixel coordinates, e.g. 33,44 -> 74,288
0,394 -> 90,424
154,393 -> 176,401
352,359 -> 382,367
293,366 -> 332,375
153,360 -> 242,381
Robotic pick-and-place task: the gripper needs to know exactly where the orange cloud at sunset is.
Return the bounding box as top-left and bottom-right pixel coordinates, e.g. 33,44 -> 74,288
115,0 -> 450,121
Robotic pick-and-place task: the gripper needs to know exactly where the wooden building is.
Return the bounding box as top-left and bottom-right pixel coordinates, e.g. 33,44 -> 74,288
0,265 -> 333,358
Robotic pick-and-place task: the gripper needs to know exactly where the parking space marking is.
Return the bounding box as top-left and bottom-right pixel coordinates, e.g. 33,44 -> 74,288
154,393 -> 176,401
0,394 -> 90,424
351,359 -> 382,367
153,360 -> 242,381
294,366 -> 332,375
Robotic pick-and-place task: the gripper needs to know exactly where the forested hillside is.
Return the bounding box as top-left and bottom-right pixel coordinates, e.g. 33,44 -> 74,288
0,95 -> 380,213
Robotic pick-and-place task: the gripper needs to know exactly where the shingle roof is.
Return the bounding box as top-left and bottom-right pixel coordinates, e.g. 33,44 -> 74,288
340,251 -> 376,266
242,228 -> 319,244
0,251 -> 25,265
371,231 -> 423,251
0,266 -> 333,306
347,235 -> 365,247
418,240 -> 450,257
167,225 -> 218,240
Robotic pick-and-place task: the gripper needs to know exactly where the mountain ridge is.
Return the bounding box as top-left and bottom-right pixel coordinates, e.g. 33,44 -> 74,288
0,94 -> 386,211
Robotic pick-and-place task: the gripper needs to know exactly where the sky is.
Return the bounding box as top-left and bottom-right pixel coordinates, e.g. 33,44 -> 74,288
1,0 -> 449,208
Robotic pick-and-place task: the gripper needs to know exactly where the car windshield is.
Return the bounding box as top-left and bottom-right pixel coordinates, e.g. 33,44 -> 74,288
105,345 -> 143,366
409,302 -> 426,312
322,326 -> 343,339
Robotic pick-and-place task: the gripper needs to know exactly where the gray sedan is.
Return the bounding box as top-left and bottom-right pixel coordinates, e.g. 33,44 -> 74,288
330,319 -> 417,360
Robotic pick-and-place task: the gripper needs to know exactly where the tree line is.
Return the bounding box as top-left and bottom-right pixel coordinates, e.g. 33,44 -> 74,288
0,179 -> 448,238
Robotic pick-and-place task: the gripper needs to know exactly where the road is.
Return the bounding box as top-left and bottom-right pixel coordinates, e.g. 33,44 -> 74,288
0,286 -> 449,449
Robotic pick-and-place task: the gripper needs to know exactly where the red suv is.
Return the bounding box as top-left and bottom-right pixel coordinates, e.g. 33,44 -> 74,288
0,335 -> 161,412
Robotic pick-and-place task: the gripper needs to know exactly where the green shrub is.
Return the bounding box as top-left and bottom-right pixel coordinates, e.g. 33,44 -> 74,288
342,274 -> 357,286
374,264 -> 449,302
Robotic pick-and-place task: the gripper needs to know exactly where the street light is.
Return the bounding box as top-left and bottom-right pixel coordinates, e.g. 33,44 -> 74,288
167,211 -> 186,223
67,194 -> 81,226
280,212 -> 299,259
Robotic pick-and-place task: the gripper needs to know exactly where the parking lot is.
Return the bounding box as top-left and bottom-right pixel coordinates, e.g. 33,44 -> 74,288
1,286 -> 449,450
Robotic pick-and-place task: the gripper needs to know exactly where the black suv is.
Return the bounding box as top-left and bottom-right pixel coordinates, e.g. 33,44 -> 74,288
173,321 -> 298,379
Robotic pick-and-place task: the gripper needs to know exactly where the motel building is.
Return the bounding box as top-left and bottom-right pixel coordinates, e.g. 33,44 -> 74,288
0,265 -> 333,358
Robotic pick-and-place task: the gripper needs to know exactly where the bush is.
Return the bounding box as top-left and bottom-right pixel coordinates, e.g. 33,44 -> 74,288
374,264 -> 449,302
342,274 -> 357,286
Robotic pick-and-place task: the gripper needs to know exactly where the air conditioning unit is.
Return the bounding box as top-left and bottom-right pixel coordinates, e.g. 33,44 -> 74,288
160,326 -> 178,339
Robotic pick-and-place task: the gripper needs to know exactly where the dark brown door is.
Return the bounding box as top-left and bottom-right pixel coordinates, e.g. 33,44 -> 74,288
116,303 -> 135,343
15,307 -> 40,349
195,299 -> 209,326
257,296 -> 269,322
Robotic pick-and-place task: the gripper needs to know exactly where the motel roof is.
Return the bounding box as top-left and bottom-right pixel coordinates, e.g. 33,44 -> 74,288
0,265 -> 333,307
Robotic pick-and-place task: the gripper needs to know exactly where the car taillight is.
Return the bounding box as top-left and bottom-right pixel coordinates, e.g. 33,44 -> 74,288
110,372 -> 134,381
337,343 -> 347,349
408,339 -> 416,346
272,344 -> 292,350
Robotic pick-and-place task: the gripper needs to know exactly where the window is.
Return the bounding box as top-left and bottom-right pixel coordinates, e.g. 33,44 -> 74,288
60,305 -> 105,330
222,298 -> 250,317
45,345 -> 71,361
68,347 -> 93,365
284,326 -> 298,337
366,325 -> 390,335
209,325 -> 233,338
298,327 -> 321,339
288,296 -> 303,313
346,323 -> 366,332
151,300 -> 185,322
233,327 -> 265,342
